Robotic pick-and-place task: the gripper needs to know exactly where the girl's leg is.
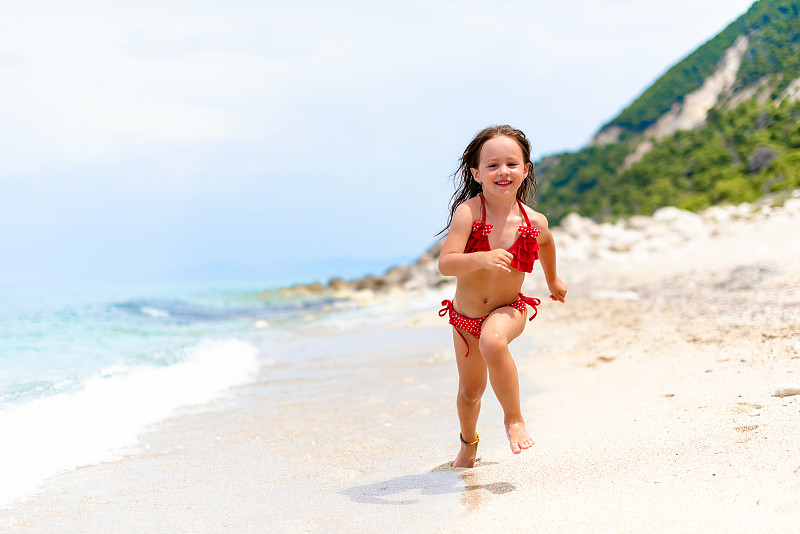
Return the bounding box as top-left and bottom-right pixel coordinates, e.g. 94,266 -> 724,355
452,328 -> 487,468
479,307 -> 535,454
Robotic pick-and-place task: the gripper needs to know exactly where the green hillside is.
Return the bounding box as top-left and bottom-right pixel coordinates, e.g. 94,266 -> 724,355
535,0 -> 800,223
609,0 -> 800,133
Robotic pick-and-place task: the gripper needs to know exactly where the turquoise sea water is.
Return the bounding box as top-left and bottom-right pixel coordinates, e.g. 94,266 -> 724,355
0,281 -> 340,508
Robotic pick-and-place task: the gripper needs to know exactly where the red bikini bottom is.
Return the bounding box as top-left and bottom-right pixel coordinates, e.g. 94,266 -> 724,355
439,294 -> 540,357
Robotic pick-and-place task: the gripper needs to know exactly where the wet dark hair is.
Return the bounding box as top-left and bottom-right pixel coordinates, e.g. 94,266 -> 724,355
438,125 -> 536,235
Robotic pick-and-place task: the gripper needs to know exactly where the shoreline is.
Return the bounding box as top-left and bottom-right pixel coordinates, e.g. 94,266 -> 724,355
3,195 -> 800,532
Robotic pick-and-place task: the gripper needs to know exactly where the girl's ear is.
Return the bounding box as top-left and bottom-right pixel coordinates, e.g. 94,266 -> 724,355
524,162 -> 531,178
470,168 -> 479,182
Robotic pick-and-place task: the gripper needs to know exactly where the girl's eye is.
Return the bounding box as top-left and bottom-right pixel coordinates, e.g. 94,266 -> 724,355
488,164 -> 497,168
508,163 -> 518,167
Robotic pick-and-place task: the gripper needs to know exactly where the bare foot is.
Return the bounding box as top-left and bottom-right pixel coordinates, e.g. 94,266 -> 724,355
452,435 -> 479,468
506,422 -> 534,454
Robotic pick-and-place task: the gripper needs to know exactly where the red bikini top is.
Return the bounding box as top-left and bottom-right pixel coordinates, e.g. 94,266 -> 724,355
464,195 -> 540,273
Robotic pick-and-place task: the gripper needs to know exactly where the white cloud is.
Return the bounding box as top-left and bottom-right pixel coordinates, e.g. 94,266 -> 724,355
0,0 -> 758,283
1,0 -> 755,167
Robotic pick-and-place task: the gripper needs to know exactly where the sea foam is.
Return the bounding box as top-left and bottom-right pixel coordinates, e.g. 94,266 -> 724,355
0,338 -> 260,509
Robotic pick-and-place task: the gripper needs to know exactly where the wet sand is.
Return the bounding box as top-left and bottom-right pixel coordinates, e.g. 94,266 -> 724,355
3,198 -> 800,532
2,309 -> 482,532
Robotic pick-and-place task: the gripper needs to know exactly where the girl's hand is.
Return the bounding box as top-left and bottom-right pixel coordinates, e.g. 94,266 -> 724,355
481,249 -> 514,273
548,277 -> 567,302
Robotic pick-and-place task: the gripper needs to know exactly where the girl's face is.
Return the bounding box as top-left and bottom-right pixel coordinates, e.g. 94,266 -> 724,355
470,135 -> 530,198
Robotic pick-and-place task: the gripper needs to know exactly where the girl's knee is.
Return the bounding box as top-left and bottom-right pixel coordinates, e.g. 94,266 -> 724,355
457,384 -> 485,405
478,331 -> 509,359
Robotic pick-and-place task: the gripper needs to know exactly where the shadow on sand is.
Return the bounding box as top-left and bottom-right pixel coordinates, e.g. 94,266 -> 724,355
342,460 -> 516,505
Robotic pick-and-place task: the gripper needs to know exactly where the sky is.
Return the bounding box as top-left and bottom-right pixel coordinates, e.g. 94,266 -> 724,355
0,0 -> 756,287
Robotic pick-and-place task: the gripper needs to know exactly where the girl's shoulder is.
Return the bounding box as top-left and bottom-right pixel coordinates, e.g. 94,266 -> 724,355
454,196 -> 482,220
520,203 -> 549,229
447,197 -> 483,239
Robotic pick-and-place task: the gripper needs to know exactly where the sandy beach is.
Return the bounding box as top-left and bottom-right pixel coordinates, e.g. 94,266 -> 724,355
3,195 -> 800,533
439,200 -> 800,532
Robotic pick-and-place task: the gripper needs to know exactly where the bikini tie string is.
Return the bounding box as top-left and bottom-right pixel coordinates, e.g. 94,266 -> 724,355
439,299 -> 454,317
518,294 -> 541,321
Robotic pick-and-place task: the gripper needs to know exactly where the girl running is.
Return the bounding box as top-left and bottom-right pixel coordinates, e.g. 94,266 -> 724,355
438,124 -> 567,467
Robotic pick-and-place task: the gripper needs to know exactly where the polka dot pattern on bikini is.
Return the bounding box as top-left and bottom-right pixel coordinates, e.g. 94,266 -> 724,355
439,295 -> 541,357
472,220 -> 492,236
439,300 -> 484,337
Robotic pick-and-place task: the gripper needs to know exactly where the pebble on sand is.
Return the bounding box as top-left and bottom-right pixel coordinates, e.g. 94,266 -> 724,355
774,383 -> 800,397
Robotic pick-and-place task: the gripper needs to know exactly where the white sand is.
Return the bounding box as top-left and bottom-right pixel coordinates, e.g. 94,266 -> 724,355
2,199 -> 799,532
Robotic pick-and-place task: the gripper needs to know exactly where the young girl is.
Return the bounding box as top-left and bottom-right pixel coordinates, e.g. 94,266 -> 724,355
438,125 -> 567,468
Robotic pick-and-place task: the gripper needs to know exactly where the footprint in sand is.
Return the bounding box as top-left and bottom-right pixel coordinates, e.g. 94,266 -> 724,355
733,424 -> 759,443
586,355 -> 616,367
731,402 -> 762,442
731,401 -> 762,414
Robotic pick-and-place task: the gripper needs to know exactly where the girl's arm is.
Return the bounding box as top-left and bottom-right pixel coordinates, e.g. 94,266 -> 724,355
438,203 -> 514,276
532,213 -> 568,302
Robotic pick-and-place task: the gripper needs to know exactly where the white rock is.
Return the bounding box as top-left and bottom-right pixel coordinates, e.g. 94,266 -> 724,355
551,229 -> 572,250
560,212 -> 591,238
774,383 -> 800,397
626,215 -> 654,231
588,246 -> 615,261
562,245 -> 590,261
701,205 -> 733,224
596,223 -> 621,244
652,206 -> 689,223
609,230 -> 642,252
643,224 -> 668,239
783,198 -> 800,215
633,236 -> 669,254
653,206 -> 709,238
757,205 -> 772,217
733,202 -> 754,218
584,221 -> 604,239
